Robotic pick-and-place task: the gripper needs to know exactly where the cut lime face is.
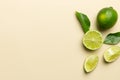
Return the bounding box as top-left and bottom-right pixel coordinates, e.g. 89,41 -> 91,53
84,55 -> 99,73
104,46 -> 120,62
83,30 -> 103,50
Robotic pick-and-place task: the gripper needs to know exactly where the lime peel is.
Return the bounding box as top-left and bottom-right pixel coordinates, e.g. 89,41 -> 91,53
97,7 -> 118,30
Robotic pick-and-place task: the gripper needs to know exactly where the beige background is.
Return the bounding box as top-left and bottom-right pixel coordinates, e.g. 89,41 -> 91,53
0,0 -> 120,80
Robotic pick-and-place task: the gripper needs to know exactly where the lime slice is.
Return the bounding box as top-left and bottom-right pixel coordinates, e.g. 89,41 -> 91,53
84,55 -> 99,72
83,30 -> 103,50
104,46 -> 120,62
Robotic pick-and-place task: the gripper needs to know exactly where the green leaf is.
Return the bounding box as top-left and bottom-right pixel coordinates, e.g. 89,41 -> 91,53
75,11 -> 90,33
104,32 -> 120,45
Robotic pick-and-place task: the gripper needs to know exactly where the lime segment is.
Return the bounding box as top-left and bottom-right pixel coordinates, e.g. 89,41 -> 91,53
84,55 -> 99,72
104,46 -> 120,62
83,30 -> 103,50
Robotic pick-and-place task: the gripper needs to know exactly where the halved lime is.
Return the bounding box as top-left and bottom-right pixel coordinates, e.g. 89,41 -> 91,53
83,30 -> 103,50
84,55 -> 99,73
104,46 -> 120,62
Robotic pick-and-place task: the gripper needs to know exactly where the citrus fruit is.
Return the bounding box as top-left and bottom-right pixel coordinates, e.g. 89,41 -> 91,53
82,30 -> 103,50
104,46 -> 120,62
84,55 -> 99,73
97,7 -> 118,30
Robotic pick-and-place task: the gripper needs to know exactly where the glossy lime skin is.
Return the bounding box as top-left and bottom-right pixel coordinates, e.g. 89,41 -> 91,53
97,7 -> 118,30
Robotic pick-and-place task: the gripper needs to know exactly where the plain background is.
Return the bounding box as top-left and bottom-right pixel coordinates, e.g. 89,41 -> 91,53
0,0 -> 120,80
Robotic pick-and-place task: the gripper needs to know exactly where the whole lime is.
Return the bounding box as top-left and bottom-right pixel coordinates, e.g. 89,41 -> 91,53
97,7 -> 118,30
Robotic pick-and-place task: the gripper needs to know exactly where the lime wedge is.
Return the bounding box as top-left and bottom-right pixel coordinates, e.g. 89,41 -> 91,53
83,30 -> 103,50
84,55 -> 99,73
104,46 -> 120,62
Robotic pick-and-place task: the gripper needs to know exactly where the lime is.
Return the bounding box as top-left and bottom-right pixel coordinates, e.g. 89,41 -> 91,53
97,7 -> 118,30
84,55 -> 99,73
83,30 -> 103,50
104,46 -> 120,62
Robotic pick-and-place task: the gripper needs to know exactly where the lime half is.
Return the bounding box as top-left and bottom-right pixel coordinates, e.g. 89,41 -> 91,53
84,55 -> 99,73
104,46 -> 120,62
83,30 -> 103,50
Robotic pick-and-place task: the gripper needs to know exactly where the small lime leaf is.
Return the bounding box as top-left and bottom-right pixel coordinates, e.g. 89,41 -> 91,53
104,32 -> 120,45
75,11 -> 90,33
